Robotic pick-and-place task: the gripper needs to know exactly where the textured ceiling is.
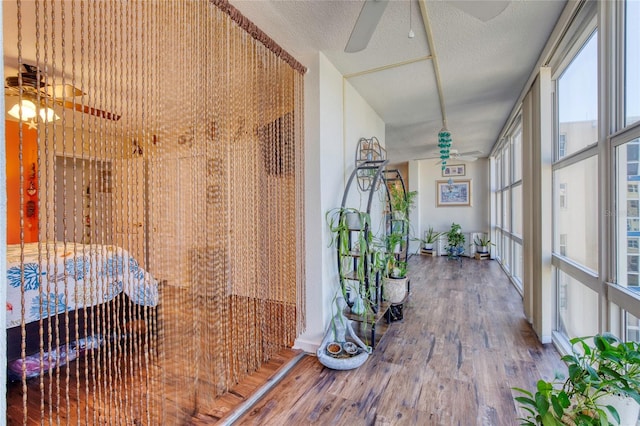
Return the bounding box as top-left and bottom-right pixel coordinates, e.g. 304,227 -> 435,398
231,0 -> 566,162
3,1 -> 567,162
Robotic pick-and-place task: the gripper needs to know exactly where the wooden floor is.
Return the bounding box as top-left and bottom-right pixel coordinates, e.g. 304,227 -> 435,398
232,255 -> 566,426
6,256 -> 565,425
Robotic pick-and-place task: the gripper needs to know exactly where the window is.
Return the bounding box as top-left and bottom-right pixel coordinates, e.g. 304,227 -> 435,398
559,183 -> 568,209
554,156 -> 599,272
629,183 -> 639,196
512,129 -> 522,182
628,274 -> 639,286
627,0 -> 640,126
628,144 -> 639,162
629,200 -> 640,217
628,238 -> 639,253
628,162 -> 639,177
560,234 -> 568,256
553,27 -> 600,344
628,255 -> 639,272
628,218 -> 640,232
557,32 -> 598,158
556,269 -> 599,338
559,134 -> 567,159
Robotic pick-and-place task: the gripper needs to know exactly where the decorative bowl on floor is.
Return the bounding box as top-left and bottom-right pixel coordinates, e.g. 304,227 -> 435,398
326,342 -> 342,356
343,341 -> 358,355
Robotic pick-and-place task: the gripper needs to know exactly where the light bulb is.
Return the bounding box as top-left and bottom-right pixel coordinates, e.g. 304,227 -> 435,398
8,100 -> 37,120
408,29 -> 415,39
39,107 -> 59,122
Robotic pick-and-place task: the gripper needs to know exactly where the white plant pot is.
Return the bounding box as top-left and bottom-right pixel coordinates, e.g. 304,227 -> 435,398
392,211 -> 406,220
384,277 -> 407,304
424,243 -> 434,250
598,394 -> 640,426
477,246 -> 488,254
345,212 -> 363,230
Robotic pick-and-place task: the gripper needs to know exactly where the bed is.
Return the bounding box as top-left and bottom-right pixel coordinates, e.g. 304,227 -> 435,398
6,242 -> 159,363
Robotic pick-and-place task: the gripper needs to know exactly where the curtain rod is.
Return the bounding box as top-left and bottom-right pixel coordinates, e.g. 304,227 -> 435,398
211,0 -> 308,75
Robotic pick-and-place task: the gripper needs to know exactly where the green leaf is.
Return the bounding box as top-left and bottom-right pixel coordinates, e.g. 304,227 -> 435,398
535,392 -> 550,416
550,394 -> 565,418
603,405 -> 619,424
514,396 -> 537,407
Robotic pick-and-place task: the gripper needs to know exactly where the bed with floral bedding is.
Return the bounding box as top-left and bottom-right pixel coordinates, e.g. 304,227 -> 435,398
6,242 -> 159,362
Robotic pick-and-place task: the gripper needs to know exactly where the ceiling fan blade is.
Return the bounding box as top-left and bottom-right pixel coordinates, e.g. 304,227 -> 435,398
45,84 -> 85,98
344,0 -> 389,53
54,99 -> 121,121
451,1 -> 509,22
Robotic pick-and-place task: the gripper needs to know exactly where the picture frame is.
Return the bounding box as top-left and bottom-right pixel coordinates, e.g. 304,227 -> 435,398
442,164 -> 466,177
436,179 -> 471,207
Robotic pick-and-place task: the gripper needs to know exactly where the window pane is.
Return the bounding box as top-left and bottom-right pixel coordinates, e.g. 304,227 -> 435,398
554,155 -> 599,272
513,242 -> 523,288
627,0 -> 640,126
496,190 -> 502,229
503,145 -> 510,187
557,269 -> 599,339
512,129 -> 522,182
627,311 -> 640,342
496,153 -> 502,189
558,32 -> 598,158
502,234 -> 510,271
502,189 -> 511,232
512,184 -> 522,237
617,138 -> 640,287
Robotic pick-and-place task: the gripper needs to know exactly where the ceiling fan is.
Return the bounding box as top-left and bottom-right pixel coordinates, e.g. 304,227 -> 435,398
5,64 -> 120,121
417,148 -> 482,163
344,0 -> 510,53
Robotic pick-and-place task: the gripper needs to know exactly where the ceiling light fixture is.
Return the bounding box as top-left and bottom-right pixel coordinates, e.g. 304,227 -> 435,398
8,99 -> 60,124
8,99 -> 37,120
39,107 -> 60,123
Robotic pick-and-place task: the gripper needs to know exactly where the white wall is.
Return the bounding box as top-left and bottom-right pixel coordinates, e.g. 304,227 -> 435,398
294,52 -> 385,352
415,158 -> 490,238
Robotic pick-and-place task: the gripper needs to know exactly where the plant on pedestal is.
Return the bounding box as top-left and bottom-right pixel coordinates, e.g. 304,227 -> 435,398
446,222 -> 465,258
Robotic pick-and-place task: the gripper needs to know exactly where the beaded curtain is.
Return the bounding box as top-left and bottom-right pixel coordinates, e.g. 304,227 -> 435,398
6,0 -> 305,423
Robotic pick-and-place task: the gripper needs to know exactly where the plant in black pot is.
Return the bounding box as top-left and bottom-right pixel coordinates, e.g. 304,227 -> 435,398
446,222 -> 465,258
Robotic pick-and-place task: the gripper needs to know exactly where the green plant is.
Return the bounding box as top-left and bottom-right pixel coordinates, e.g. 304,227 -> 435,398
389,185 -> 418,216
513,333 -> 640,425
474,235 -> 495,248
388,260 -> 407,278
564,334 -> 640,404
446,223 -> 465,257
424,227 -> 444,244
325,207 -> 372,297
513,375 -> 610,425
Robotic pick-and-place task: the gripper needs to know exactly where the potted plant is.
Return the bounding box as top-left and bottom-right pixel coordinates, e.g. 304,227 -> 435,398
446,222 -> 465,258
325,207 -> 373,313
514,333 -> 640,425
422,227 -> 444,251
384,257 -> 407,304
474,235 -> 495,254
389,185 -> 418,220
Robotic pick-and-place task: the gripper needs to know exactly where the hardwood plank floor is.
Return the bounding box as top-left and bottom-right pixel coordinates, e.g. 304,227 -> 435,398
233,255 -> 566,426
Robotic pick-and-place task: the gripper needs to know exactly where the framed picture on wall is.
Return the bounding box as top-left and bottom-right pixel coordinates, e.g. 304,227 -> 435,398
442,164 -> 465,177
436,179 -> 471,207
